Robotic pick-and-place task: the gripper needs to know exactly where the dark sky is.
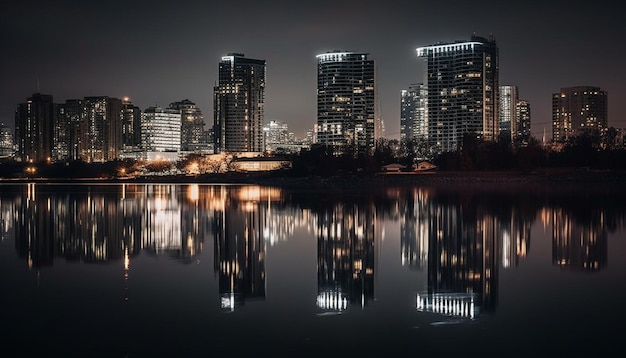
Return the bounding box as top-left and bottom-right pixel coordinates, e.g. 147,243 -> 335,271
1,0 -> 623,141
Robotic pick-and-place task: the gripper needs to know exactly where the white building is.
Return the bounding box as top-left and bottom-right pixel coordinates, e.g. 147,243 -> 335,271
141,106 -> 181,161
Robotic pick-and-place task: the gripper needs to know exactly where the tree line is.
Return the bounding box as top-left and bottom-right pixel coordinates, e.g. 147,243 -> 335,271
1,130 -> 624,179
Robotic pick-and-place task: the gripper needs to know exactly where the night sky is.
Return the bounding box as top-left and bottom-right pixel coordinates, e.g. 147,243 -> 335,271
2,0 -> 623,141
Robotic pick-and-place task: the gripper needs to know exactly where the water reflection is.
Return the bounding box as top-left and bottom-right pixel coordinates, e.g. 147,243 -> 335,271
1,182 -> 625,319
316,202 -> 377,312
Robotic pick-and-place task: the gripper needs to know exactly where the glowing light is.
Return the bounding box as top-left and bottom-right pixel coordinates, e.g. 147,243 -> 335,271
187,184 -> 199,202
416,292 -> 479,320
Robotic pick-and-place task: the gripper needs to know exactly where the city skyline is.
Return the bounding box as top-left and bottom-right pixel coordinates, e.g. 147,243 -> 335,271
2,1 -> 624,141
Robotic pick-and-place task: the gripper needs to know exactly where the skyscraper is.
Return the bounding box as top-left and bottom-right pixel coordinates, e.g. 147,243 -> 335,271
121,97 -> 142,154
214,53 -> 266,153
499,85 -> 518,144
516,99 -> 531,146
169,99 -> 205,153
400,83 -> 428,144
81,96 -> 123,162
552,86 -> 607,143
15,93 -> 55,162
316,51 -> 376,155
416,35 -> 499,154
53,99 -> 75,161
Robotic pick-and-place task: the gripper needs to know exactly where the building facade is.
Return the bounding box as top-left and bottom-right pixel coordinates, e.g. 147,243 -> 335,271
169,99 -> 205,153
499,85 -> 518,144
416,35 -> 499,154
316,51 -> 376,155
81,96 -> 123,163
552,86 -> 607,143
15,93 -> 55,162
516,99 -> 531,146
141,106 -> 181,161
400,83 -> 428,144
121,97 -> 142,154
213,53 -> 266,153
0,123 -> 14,159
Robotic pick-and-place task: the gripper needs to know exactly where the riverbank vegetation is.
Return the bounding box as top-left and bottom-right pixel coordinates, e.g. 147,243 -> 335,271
1,132 -> 624,181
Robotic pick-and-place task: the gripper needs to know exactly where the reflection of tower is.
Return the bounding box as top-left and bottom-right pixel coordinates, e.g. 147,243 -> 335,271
400,188 -> 430,270
418,194 -> 499,318
552,208 -> 608,271
500,208 -> 531,269
15,183 -> 54,268
179,185 -> 209,262
317,203 -> 375,311
141,185 -> 182,257
214,187 -> 266,311
0,191 -> 18,242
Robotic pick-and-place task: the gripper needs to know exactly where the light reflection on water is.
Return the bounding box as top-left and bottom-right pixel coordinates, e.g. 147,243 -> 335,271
1,182 -> 625,356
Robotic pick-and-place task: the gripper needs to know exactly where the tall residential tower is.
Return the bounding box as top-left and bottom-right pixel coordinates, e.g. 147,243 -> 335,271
15,93 -> 55,162
416,35 -> 499,154
552,86 -> 607,143
213,53 -> 266,153
316,51 -> 376,155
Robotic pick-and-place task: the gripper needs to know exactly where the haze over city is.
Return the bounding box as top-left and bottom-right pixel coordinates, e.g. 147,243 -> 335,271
2,0 -> 624,141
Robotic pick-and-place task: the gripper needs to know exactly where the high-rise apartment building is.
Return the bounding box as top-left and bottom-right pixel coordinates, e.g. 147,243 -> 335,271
499,85 -> 518,144
499,86 -> 532,147
81,96 -> 123,162
316,51 -> 376,155
213,53 -> 266,153
0,123 -> 14,158
416,35 -> 499,154
55,99 -> 87,161
15,93 -> 55,162
169,99 -> 205,153
516,99 -> 531,146
121,97 -> 142,154
141,106 -> 181,161
552,86 -> 607,142
400,83 -> 428,144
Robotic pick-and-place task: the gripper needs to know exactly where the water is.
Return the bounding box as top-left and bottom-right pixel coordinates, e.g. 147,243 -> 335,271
1,181 -> 625,356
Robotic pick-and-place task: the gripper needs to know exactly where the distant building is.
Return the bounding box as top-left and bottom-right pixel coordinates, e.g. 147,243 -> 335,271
214,53 -> 266,153
263,120 -> 300,153
416,35 -> 499,154
499,85 -> 518,144
81,96 -> 123,163
121,97 -> 142,154
141,106 -> 181,161
15,93 -> 55,162
516,99 -> 531,146
316,51 -> 376,155
0,123 -> 14,158
169,99 -> 205,152
552,86 -> 607,142
304,129 -> 316,146
400,83 -> 428,145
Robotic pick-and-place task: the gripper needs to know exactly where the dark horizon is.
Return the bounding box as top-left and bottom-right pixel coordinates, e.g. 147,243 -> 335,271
2,0 -> 624,141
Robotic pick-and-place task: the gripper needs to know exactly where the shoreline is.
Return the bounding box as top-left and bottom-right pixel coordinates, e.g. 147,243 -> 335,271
2,168 -> 625,190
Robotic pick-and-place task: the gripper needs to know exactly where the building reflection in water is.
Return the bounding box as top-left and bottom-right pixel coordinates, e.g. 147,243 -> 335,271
400,188 -> 430,270
4,182 -> 624,313
316,202 -> 376,312
549,207 -> 608,272
423,189 -> 498,319
213,186 -> 281,311
410,188 -> 535,320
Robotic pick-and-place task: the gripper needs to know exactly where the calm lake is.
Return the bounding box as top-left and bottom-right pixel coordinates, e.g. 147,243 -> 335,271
1,181 -> 625,356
